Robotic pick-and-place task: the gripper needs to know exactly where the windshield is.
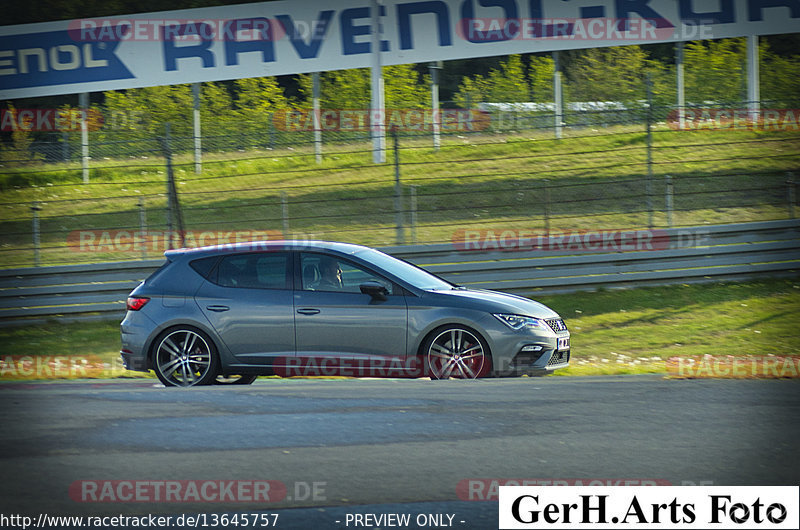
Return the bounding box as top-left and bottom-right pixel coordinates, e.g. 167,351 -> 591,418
356,249 -> 455,291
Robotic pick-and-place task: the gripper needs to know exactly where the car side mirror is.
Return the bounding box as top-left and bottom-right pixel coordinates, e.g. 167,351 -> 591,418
359,281 -> 388,301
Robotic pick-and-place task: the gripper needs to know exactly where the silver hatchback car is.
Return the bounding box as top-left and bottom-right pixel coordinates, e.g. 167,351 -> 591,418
120,241 -> 570,386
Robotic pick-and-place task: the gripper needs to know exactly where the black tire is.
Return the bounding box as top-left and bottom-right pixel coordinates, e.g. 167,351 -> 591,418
422,325 -> 493,380
214,374 -> 257,385
152,326 -> 219,387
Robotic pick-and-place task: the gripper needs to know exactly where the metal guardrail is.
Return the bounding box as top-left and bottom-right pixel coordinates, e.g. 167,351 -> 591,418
1,220 -> 798,326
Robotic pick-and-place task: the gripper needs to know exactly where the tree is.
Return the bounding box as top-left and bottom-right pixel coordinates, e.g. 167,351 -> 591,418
297,64 -> 429,109
683,38 -> 747,104
103,84 -> 193,136
528,55 -> 555,102
453,55 -> 529,106
0,104 -> 44,166
567,46 -> 667,103
760,45 -> 800,105
234,77 -> 292,114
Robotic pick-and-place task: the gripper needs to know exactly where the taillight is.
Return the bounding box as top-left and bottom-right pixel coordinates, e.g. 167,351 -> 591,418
126,296 -> 150,311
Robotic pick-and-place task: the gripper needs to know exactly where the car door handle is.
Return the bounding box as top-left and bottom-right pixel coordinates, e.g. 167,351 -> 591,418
296,308 -> 321,315
206,305 -> 230,312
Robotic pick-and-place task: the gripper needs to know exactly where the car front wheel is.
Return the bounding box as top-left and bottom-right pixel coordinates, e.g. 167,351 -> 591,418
152,327 -> 219,387
423,326 -> 492,380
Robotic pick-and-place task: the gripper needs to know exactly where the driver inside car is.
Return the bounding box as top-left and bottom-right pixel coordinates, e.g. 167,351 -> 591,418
316,257 -> 343,290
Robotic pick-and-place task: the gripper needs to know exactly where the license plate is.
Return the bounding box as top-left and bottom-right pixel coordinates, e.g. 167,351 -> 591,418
557,337 -> 570,350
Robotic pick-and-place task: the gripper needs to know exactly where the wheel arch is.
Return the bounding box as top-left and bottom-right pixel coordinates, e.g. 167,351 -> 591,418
415,321 -> 495,378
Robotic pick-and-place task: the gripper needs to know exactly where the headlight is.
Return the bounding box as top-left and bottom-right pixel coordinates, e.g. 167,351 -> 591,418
493,313 -> 547,331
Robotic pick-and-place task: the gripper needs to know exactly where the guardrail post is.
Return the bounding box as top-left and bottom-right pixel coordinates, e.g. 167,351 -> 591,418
138,197 -> 148,260
31,202 -> 41,267
281,192 -> 290,239
788,173 -> 797,219
666,175 -> 674,228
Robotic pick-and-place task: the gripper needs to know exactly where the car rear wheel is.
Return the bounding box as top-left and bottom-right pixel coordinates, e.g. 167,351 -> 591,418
423,326 -> 492,379
152,327 -> 219,387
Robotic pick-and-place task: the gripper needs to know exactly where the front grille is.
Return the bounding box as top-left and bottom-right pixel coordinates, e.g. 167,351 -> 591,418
546,318 -> 568,333
547,350 -> 570,366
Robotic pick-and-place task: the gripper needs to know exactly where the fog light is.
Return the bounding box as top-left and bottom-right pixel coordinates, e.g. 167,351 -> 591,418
520,345 -> 543,352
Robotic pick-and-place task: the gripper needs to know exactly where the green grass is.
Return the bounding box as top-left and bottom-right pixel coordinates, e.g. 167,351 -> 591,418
0,278 -> 797,381
1,124 -> 798,268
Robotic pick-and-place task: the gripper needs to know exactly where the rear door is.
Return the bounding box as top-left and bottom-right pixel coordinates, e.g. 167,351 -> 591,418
194,252 -> 295,367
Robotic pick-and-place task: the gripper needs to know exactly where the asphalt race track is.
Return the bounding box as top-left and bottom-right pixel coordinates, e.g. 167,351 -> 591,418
0,375 -> 798,529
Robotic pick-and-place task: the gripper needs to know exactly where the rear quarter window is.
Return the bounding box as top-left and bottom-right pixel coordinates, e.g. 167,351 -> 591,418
189,256 -> 219,279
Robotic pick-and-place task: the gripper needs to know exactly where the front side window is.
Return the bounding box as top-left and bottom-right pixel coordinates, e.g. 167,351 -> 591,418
300,253 -> 394,295
213,253 -> 290,290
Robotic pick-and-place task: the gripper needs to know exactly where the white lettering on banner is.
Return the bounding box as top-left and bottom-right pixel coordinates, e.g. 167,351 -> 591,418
1,0 -> 799,98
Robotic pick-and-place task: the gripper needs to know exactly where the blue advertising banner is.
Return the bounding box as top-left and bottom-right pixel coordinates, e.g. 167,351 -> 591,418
1,0 -> 799,99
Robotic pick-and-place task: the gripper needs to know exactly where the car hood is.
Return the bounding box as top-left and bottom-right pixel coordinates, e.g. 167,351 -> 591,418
424,288 -> 562,319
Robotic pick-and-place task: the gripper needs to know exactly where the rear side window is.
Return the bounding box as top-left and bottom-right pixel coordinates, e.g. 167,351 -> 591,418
189,256 -> 219,279
213,253 -> 290,290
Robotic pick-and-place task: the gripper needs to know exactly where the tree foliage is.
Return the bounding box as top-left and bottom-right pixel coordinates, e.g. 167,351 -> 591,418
683,38 -> 747,104
298,64 -> 430,110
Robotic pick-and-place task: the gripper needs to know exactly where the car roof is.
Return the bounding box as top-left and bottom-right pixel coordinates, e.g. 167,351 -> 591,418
164,240 -> 370,260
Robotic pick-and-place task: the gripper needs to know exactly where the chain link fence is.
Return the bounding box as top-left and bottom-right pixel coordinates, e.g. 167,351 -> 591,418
1,98 -> 798,268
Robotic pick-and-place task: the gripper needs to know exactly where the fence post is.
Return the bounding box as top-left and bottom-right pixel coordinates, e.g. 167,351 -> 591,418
788,173 -> 796,219
429,61 -> 442,151
281,192 -> 290,239
645,74 -> 654,229
312,72 -> 322,164
159,123 -> 185,250
392,129 -> 405,245
138,197 -> 148,260
268,113 -> 276,150
553,51 -> 563,140
665,175 -> 674,228
192,82 -> 202,174
31,202 -> 41,267
61,131 -> 70,163
79,92 -> 90,183
410,185 -> 418,244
